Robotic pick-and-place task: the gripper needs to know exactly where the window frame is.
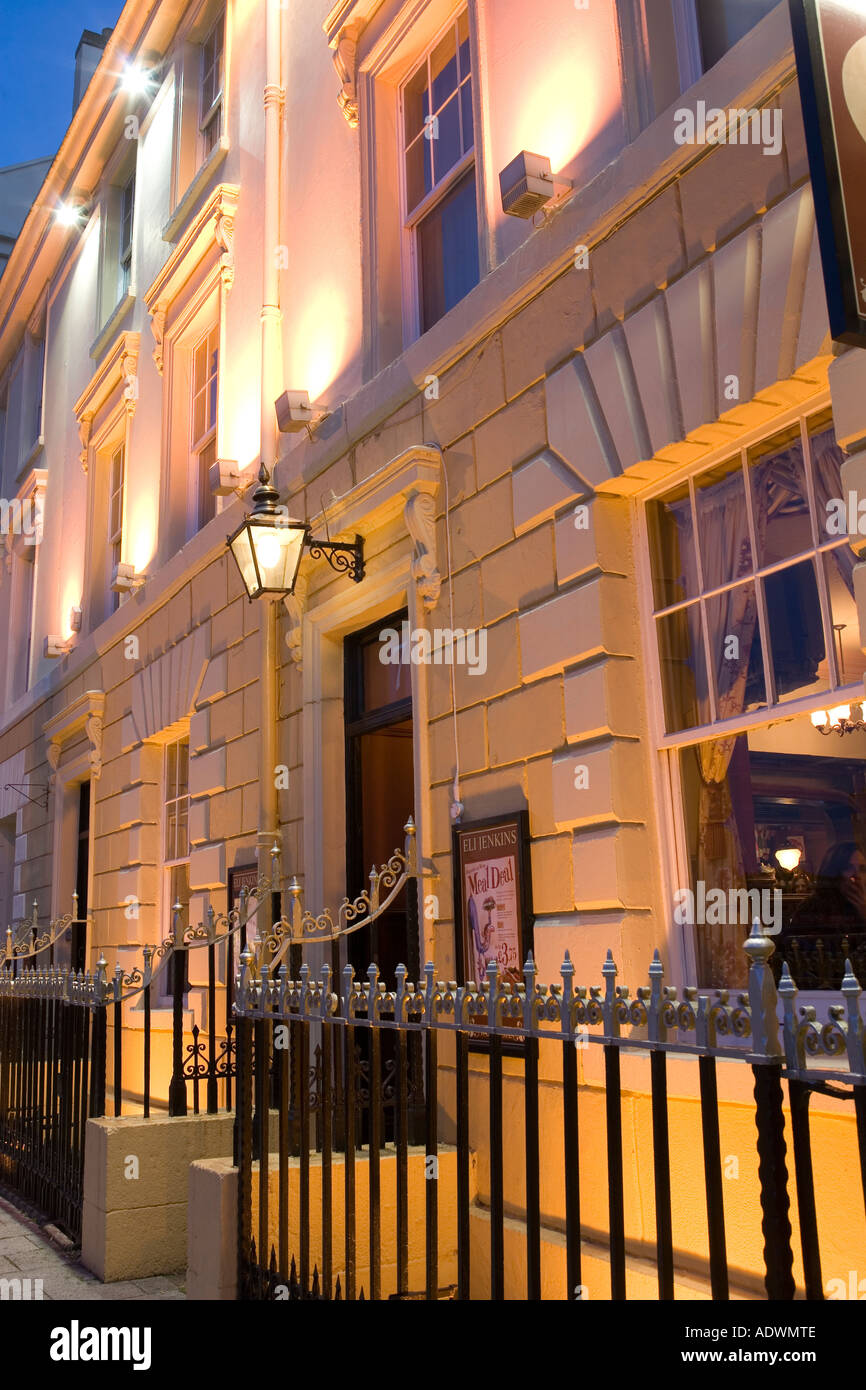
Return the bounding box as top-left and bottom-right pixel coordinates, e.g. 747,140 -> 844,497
198,9 -> 225,163
636,393 -> 863,986
107,442 -> 126,613
397,5 -> 480,344
118,172 -> 136,303
189,321 -> 219,534
160,735 -> 191,1003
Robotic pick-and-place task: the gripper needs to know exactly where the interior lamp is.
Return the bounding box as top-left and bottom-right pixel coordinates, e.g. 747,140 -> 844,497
774,846 -> 803,874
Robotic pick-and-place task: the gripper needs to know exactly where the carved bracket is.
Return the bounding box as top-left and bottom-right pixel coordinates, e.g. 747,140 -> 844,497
121,343 -> 139,415
215,211 -> 235,292
150,305 -> 166,375
283,570 -> 309,671
332,23 -> 361,128
78,413 -> 93,473
404,490 -> 441,610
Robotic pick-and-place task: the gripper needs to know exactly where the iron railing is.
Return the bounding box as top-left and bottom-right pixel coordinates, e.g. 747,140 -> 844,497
233,924 -> 866,1301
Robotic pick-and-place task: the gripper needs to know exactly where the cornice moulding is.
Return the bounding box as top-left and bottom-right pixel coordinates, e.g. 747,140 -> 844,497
144,183 -> 240,317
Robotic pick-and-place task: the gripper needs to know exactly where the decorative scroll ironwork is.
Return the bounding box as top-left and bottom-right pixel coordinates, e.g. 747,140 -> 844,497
305,534 -> 365,584
0,894 -> 90,968
234,922 -> 866,1079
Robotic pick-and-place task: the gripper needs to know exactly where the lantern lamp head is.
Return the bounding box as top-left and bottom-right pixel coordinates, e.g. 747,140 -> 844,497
226,463 -> 309,600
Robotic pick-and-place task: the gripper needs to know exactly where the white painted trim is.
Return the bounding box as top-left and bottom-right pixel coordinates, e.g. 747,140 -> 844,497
671,0 -> 703,93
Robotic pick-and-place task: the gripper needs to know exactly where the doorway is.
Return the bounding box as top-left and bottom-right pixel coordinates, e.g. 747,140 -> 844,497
0,815 -> 15,936
344,611 -> 418,983
72,781 -> 90,970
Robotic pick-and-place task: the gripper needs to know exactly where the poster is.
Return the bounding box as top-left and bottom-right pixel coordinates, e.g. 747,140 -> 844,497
453,812 -> 534,1049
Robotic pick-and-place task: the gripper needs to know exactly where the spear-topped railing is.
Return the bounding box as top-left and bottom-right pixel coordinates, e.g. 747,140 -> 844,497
0,893 -> 91,969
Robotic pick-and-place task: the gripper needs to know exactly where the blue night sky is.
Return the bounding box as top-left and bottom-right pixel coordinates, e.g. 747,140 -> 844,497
0,1 -> 124,168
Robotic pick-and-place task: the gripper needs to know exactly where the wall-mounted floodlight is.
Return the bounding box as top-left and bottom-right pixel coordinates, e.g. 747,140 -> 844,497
111,561 -> 146,594
121,63 -> 154,96
275,390 -> 329,435
44,635 -> 71,659
208,458 -> 243,497
499,151 -> 571,219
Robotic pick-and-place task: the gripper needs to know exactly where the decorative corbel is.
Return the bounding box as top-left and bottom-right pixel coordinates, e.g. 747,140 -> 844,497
283,570 -> 309,671
77,413 -> 93,473
85,713 -> 104,781
215,210 -> 235,291
404,490 -> 441,611
46,740 -> 62,785
150,304 -> 166,375
121,343 -> 139,415
332,23 -> 361,129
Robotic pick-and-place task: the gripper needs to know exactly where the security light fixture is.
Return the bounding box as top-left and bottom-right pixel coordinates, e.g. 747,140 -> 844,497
56,201 -> 89,228
69,606 -> 83,634
121,63 -> 153,96
226,463 -> 365,601
275,390 -> 329,435
208,458 -> 242,497
111,561 -> 146,594
499,150 -> 571,219
44,635 -> 71,659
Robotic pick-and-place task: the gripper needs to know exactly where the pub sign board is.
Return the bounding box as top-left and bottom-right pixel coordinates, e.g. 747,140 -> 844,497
452,811 -> 535,1053
789,0 -> 866,345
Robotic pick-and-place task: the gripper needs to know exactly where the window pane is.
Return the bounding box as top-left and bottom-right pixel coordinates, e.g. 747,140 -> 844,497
166,742 -> 177,801
405,134 -> 432,213
460,77 -> 474,152
824,549 -> 866,688
431,25 -> 458,111
811,422 -> 847,545
696,0 -> 779,72
705,582 -> 766,718
458,10 -> 471,80
362,625 -> 411,710
193,338 -> 207,392
192,388 -> 206,445
646,484 -> 696,609
199,437 -> 217,527
432,91 -> 461,184
166,804 -> 177,861
418,169 -> 479,333
207,346 -> 218,429
749,435 -> 812,569
404,61 -> 428,146
763,559 -> 829,702
694,458 -> 753,590
177,740 -> 189,794
657,603 -> 710,732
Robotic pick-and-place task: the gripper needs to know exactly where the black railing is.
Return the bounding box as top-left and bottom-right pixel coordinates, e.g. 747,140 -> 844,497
234,928 -> 866,1301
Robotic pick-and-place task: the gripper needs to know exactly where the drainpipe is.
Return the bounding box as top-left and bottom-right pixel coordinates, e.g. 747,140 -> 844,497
257,0 -> 284,882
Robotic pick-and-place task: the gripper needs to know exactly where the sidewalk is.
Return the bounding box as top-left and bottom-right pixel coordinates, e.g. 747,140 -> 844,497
0,1195 -> 186,1301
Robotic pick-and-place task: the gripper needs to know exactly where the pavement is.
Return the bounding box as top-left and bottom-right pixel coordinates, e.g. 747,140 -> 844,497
0,1194 -> 186,1301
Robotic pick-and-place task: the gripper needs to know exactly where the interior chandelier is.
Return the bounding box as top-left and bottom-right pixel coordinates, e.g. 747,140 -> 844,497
810,702 -> 866,736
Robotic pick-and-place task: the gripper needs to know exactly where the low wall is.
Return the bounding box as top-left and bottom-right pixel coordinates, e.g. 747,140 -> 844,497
188,1146 -> 468,1300
82,1111 -> 275,1282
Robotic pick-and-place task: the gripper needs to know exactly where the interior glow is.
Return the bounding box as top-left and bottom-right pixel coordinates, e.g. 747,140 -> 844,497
256,532 -> 282,571
774,847 -> 802,873
810,709 -> 829,728
829,705 -> 852,725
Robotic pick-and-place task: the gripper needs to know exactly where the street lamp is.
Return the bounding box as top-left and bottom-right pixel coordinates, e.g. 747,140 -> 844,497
226,463 -> 364,600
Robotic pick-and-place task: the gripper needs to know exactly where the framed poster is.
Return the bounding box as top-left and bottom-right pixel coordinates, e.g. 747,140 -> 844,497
789,0 -> 866,345
453,811 -> 534,1050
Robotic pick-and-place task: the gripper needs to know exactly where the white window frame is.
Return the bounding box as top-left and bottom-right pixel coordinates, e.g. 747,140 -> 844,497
107,443 -> 125,612
160,735 -> 191,1003
118,172 -> 136,303
189,321 -> 219,534
199,8 -> 225,165
398,6 -> 478,344
636,392 -> 863,986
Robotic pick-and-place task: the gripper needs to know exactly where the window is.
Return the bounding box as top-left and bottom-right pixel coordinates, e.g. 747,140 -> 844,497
646,412 -> 866,991
190,324 -> 218,530
162,737 -> 190,999
401,9 -> 479,335
6,544 -> 35,705
694,0 -> 780,73
199,11 -> 225,161
107,443 -> 125,611
118,173 -> 135,302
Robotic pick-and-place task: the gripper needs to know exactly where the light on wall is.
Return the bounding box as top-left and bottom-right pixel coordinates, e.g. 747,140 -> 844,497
68,606 -> 82,634
275,390 -> 329,436
43,635 -> 71,659
111,561 -> 146,594
121,63 -> 154,96
499,150 -> 572,219
55,201 -> 89,228
226,464 -> 364,602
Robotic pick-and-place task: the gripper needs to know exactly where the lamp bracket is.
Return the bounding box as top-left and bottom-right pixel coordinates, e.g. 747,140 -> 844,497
305,533 -> 365,584
3,783 -> 48,811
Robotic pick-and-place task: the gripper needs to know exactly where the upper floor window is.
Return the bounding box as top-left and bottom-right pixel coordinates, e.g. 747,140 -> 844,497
118,173 -> 135,302
191,323 -> 218,531
401,9 -> 479,335
108,443 -> 125,612
644,411 -> 866,993
199,10 -> 225,162
694,0 -> 780,73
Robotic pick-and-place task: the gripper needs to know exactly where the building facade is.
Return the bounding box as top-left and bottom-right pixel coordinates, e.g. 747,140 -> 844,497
1,0 -> 864,1292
